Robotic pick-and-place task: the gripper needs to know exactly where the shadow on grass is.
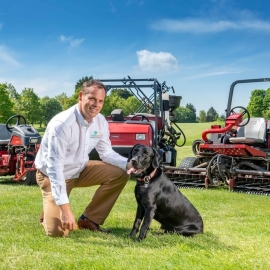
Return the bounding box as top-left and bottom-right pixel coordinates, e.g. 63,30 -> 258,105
0,176 -> 38,187
70,227 -> 237,252
0,176 -> 18,186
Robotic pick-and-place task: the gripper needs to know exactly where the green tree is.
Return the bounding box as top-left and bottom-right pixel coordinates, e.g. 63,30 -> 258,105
247,89 -> 265,117
75,76 -> 93,90
0,83 -> 14,122
6,83 -> 21,114
185,103 -> 196,122
206,107 -> 219,122
55,92 -> 68,110
174,107 -> 191,123
40,97 -> 62,126
124,96 -> 141,115
20,88 -> 41,125
63,96 -> 78,110
110,88 -> 132,99
102,94 -> 125,116
197,110 -> 207,123
262,88 -> 270,117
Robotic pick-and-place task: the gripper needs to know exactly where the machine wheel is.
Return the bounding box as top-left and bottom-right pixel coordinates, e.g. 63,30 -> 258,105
23,171 -> 37,185
179,157 -> 199,169
192,139 -> 202,156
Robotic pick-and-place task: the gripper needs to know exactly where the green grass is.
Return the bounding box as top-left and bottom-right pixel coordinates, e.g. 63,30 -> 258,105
177,122 -> 219,146
175,122 -> 216,164
1,122 -> 268,269
0,179 -> 269,270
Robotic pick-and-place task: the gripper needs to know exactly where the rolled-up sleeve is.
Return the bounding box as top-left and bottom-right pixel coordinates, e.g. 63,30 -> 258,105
46,122 -> 70,205
95,122 -> 127,170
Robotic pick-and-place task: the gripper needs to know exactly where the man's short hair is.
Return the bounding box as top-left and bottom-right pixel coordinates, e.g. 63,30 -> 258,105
81,79 -> 107,94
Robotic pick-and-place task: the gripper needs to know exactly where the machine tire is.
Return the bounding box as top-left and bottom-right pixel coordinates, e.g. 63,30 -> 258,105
23,171 -> 37,185
179,157 -> 199,169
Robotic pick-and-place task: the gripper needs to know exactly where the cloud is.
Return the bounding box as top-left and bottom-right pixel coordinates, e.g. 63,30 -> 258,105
187,69 -> 242,79
0,45 -> 21,67
7,76 -> 74,97
137,50 -> 178,71
150,19 -> 270,33
109,1 -> 116,12
0,23 -> 3,29
60,35 -> 84,47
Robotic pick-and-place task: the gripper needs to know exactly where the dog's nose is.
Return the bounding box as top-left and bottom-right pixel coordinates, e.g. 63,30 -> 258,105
131,159 -> 138,166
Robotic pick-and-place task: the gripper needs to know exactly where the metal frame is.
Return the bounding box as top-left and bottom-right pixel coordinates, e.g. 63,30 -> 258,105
226,78 -> 270,118
98,76 -> 174,147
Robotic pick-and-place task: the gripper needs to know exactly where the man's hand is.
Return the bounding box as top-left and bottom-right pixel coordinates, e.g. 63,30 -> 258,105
126,160 -> 132,170
59,203 -> 76,231
126,160 -> 134,174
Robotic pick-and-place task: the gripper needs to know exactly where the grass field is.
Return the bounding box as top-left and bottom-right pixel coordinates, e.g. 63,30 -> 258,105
1,122 -> 270,270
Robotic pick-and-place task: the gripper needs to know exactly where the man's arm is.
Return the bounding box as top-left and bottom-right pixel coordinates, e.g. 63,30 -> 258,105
60,204 -> 76,231
46,122 -> 76,230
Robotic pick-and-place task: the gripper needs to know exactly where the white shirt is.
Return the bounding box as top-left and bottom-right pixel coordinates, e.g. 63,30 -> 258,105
34,104 -> 128,205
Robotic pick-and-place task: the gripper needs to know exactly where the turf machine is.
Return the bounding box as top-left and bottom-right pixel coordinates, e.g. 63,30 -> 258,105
163,78 -> 270,195
90,76 -> 186,167
0,115 -> 41,185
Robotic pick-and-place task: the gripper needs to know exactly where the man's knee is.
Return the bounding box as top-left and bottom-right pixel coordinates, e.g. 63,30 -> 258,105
44,224 -> 69,237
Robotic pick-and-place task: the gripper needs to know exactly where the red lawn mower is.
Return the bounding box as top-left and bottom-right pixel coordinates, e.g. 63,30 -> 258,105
163,78 -> 270,195
90,76 -> 186,167
0,115 -> 41,185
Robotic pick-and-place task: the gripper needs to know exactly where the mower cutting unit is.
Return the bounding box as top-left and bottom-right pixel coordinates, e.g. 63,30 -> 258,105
0,115 -> 41,185
90,76 -> 186,167
163,78 -> 270,195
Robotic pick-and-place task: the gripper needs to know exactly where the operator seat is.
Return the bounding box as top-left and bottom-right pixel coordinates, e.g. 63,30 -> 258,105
0,124 -> 11,145
229,117 -> 266,145
111,109 -> 125,121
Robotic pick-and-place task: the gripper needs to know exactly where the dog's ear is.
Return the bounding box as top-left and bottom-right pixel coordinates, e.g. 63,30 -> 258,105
151,147 -> 162,168
127,144 -> 141,162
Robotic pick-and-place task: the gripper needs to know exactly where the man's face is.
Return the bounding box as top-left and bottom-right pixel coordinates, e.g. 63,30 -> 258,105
78,85 -> 106,122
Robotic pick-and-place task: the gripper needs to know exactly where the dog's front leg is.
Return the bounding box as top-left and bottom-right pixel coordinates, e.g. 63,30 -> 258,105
138,205 -> 156,240
129,203 -> 145,237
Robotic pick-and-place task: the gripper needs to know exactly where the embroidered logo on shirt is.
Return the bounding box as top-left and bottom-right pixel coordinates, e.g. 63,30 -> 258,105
90,131 -> 101,139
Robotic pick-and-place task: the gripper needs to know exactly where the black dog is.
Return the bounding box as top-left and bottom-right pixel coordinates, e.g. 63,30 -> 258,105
127,144 -> 203,240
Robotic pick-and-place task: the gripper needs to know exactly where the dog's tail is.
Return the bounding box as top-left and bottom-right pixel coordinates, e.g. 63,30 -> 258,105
175,224 -> 203,237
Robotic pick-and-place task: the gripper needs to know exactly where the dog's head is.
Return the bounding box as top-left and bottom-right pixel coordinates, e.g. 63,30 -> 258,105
127,144 -> 162,176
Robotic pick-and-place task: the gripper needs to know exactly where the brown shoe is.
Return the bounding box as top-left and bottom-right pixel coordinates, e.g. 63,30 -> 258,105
39,211 -> 44,225
77,218 -> 112,233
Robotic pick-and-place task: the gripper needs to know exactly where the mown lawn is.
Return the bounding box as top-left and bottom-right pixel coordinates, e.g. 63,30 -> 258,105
1,122 -> 269,269
0,177 -> 269,270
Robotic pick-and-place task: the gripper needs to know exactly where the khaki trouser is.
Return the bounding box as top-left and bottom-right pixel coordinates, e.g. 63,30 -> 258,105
36,160 -> 130,237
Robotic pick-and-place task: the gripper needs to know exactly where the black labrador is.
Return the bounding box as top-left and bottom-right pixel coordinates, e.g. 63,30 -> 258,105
127,144 -> 203,240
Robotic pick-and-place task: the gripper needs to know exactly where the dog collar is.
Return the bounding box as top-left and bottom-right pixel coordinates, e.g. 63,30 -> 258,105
136,168 -> 157,187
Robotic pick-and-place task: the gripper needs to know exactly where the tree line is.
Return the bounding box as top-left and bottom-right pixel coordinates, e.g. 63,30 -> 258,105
1,76 -> 269,125
0,76 -> 141,125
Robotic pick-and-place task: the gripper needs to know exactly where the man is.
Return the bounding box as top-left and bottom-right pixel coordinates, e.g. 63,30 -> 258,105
35,79 -> 131,237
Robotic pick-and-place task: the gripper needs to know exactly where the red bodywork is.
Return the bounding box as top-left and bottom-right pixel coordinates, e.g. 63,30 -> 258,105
108,122 -> 153,147
199,143 -> 267,158
104,114 -> 163,157
0,134 -> 39,181
200,114 -> 268,158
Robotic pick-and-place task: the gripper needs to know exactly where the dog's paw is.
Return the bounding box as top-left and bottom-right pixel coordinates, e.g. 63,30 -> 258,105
126,233 -> 136,239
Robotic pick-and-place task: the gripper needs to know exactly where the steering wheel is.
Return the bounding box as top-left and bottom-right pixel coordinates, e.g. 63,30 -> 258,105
130,114 -> 150,122
229,106 -> 250,127
6,115 -> 27,132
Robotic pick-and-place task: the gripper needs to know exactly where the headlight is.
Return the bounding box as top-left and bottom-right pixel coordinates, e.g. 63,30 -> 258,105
136,134 -> 146,140
29,137 -> 39,143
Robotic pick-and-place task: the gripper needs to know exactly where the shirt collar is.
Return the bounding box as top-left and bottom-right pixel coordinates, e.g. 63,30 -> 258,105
75,105 -> 94,126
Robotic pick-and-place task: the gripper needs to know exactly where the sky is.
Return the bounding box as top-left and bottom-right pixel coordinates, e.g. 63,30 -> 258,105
1,0 -> 270,116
